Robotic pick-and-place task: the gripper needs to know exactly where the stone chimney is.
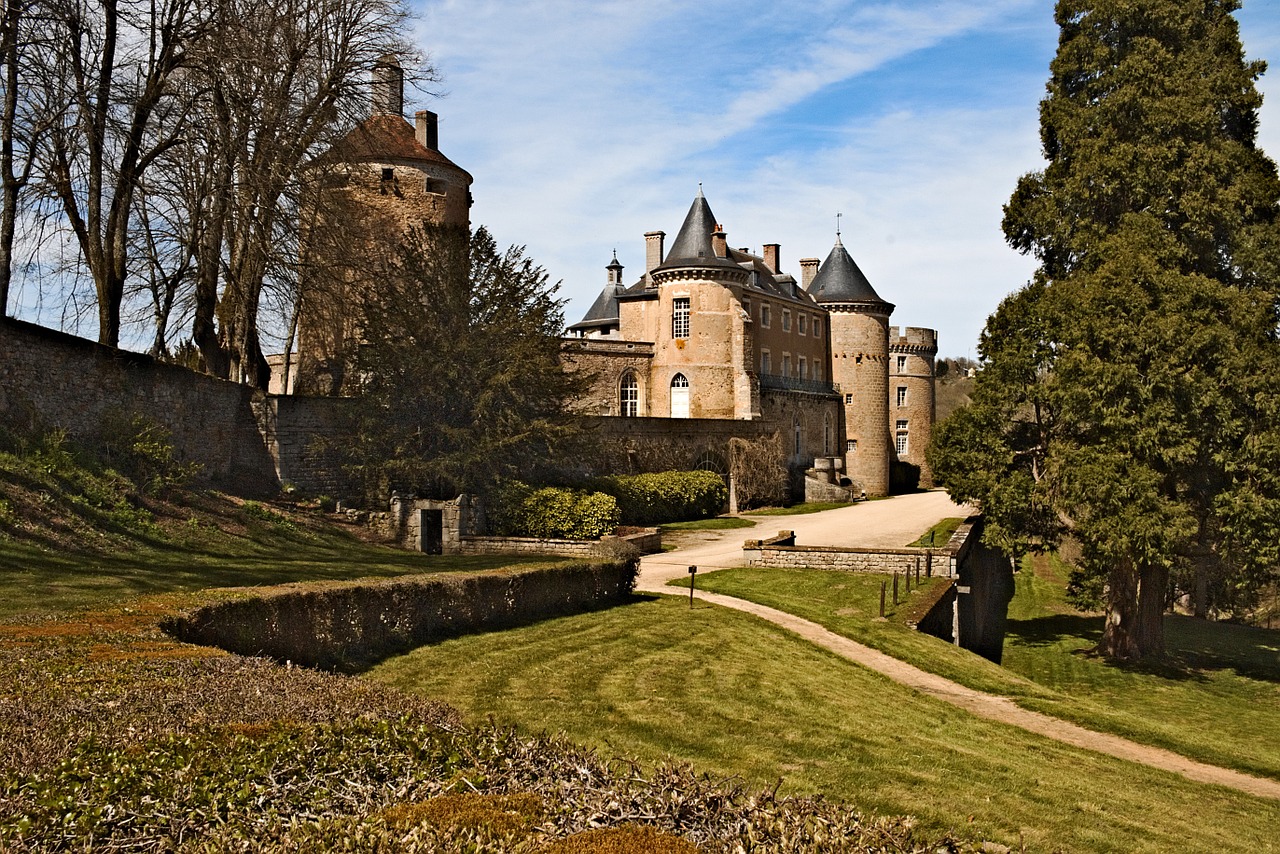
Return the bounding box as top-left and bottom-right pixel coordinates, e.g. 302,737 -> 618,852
372,55 -> 404,117
645,231 -> 665,279
763,243 -> 780,274
799,257 -> 820,290
415,110 -> 439,151
712,223 -> 728,258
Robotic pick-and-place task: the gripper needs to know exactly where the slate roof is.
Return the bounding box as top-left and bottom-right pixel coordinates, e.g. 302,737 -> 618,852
653,190 -> 742,272
568,282 -> 625,331
808,236 -> 891,310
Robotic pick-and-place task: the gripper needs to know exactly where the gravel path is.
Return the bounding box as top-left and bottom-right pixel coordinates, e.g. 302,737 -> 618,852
636,493 -> 1280,802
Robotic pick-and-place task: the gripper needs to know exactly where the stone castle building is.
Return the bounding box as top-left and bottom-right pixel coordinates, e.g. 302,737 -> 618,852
289,60 -> 935,496
294,56 -> 473,395
567,191 -> 937,495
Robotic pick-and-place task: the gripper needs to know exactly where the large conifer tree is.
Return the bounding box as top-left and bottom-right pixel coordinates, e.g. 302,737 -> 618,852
931,0 -> 1280,659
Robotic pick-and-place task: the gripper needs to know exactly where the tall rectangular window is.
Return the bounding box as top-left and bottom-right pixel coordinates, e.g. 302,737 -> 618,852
760,305 -> 771,327
783,355 -> 791,377
799,357 -> 807,380
813,317 -> 822,337
761,350 -> 771,375
897,355 -> 907,372
672,297 -> 690,339
897,386 -> 907,407
896,430 -> 909,455
799,314 -> 808,335
782,310 -> 792,332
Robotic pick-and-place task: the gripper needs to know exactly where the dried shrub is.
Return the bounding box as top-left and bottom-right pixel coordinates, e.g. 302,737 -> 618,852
541,824 -> 699,853
729,433 -> 787,510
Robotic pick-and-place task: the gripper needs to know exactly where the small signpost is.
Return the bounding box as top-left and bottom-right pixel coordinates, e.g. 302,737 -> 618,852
688,565 -> 697,608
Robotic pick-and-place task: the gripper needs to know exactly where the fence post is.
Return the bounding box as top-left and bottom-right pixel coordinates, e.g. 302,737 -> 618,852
880,581 -> 886,617
893,572 -> 899,605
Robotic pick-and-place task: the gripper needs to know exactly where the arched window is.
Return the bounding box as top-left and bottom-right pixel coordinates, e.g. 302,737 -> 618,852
619,372 -> 639,417
670,373 -> 690,418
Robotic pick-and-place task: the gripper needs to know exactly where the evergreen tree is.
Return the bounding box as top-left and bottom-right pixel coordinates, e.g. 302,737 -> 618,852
930,0 -> 1280,659
344,224 -> 583,504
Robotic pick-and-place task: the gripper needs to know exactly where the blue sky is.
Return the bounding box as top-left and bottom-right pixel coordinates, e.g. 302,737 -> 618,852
411,0 -> 1280,357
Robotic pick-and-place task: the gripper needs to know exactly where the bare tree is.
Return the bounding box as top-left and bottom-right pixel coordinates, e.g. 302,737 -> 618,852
177,0 -> 415,389
0,0 -> 57,315
37,0 -> 210,347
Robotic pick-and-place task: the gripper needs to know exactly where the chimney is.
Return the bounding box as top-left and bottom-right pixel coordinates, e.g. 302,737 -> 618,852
800,257 -> 820,290
712,223 -> 728,258
372,55 -> 403,117
645,230 -> 665,279
763,243 -> 780,274
415,110 -> 439,151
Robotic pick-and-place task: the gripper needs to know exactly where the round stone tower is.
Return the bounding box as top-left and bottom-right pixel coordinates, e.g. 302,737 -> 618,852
889,326 -> 938,488
809,235 -> 893,496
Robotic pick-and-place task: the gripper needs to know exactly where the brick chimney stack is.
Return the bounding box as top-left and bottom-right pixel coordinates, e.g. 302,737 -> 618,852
763,243 -> 781,274
799,257 -> 820,290
415,110 -> 439,151
644,231 -> 665,283
372,55 -> 403,117
712,224 -> 728,258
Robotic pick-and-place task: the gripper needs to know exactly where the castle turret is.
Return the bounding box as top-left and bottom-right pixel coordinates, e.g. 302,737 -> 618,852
810,234 -> 894,495
889,326 -> 938,488
568,252 -> 626,339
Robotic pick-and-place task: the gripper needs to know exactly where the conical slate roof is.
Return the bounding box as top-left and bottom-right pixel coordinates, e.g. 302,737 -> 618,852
809,236 -> 891,310
654,189 -> 741,272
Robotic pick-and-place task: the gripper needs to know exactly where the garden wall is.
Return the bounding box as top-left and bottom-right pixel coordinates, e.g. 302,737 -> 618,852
458,529 -> 661,558
742,520 -> 972,577
0,317 -> 350,496
165,561 -> 638,670
0,318 -> 276,494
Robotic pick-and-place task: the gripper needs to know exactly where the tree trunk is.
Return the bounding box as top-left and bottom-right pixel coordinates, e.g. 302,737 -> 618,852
1192,562 -> 1209,619
1136,563 -> 1168,658
1098,557 -> 1142,660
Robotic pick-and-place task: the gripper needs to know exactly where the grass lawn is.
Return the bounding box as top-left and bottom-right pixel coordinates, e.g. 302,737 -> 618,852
744,501 -> 853,516
908,517 -> 965,547
658,517 -> 757,532
682,561 -> 1280,783
367,594 -> 1280,853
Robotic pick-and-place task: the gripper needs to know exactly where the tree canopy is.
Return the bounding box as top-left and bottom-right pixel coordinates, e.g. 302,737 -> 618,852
929,0 -> 1280,660
343,224 -> 582,503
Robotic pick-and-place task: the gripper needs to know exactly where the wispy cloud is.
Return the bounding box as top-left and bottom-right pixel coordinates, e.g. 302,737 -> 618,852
406,0 -> 1277,355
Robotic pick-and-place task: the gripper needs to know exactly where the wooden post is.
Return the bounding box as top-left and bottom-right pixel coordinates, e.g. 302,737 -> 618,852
880,581 -> 886,617
926,551 -> 933,578
688,566 -> 697,609
893,572 -> 899,605
906,565 -> 911,593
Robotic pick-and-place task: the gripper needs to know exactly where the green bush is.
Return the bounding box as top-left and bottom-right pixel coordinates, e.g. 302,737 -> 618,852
491,483 -> 620,540
99,411 -> 202,495
591,470 -> 728,525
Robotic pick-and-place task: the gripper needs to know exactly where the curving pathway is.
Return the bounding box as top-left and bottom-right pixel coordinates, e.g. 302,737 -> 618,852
636,493 -> 1280,802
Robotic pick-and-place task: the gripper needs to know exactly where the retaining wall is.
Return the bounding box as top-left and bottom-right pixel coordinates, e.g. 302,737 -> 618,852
165,561 -> 637,670
459,529 -> 661,558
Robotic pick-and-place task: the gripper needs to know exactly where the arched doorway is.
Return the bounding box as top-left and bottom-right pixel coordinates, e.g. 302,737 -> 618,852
670,373 -> 690,418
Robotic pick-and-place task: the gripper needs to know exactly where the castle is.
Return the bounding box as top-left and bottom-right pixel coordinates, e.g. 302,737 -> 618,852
294,61 -> 937,498
565,191 -> 937,495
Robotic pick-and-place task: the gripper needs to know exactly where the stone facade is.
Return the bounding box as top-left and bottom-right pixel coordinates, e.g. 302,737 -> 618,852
570,194 -> 935,496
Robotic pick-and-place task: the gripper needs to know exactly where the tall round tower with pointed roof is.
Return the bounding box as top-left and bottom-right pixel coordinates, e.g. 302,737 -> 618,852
809,234 -> 893,495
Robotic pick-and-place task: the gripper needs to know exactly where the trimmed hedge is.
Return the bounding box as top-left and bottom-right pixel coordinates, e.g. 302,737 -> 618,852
591,470 -> 728,526
164,562 -> 638,670
492,483 -> 621,540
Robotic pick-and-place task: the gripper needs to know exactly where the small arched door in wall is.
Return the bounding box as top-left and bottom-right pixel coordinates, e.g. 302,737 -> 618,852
671,373 -> 690,418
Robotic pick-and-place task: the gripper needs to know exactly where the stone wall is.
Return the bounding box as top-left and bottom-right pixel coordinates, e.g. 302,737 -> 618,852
0,317 -> 357,498
458,529 -> 661,558
0,318 -> 277,495
743,520 -> 971,577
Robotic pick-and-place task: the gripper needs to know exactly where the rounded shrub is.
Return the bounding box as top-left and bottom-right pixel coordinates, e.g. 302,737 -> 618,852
493,482 -> 620,540
591,470 -> 728,525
